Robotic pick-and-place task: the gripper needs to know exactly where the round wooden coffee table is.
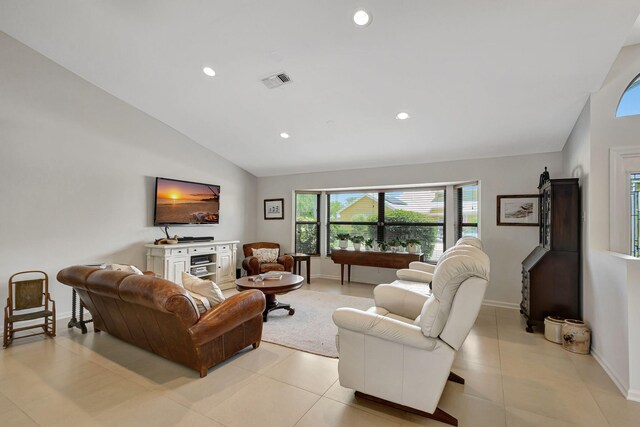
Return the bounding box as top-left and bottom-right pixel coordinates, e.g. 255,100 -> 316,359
235,274 -> 304,322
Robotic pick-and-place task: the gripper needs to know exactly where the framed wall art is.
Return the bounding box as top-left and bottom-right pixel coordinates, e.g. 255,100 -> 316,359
497,194 -> 539,226
264,198 -> 284,220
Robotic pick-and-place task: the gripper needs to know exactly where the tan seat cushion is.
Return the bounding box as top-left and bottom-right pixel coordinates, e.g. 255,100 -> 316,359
260,263 -> 285,273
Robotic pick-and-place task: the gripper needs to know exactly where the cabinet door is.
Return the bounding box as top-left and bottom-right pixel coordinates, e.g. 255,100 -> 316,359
167,256 -> 189,285
218,252 -> 234,283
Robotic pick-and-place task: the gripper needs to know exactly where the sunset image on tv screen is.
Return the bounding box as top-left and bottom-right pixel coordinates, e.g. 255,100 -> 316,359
155,178 -> 220,224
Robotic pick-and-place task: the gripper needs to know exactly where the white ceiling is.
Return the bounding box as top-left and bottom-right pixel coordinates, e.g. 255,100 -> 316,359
1,1 -> 639,177
625,14 -> 640,46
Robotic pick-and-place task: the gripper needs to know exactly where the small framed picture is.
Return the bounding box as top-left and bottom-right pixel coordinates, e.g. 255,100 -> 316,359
497,195 -> 539,226
264,198 -> 284,220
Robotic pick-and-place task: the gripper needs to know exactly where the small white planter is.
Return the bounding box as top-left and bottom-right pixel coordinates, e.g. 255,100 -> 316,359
339,239 -> 348,249
407,244 -> 420,254
353,243 -> 362,251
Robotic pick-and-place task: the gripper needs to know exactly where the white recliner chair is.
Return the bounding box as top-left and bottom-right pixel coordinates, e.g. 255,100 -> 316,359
333,251 -> 489,426
392,236 -> 486,294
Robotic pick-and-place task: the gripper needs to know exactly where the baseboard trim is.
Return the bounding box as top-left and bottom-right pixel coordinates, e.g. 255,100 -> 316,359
627,389 -> 640,402
591,347 -> 632,400
482,299 -> 519,310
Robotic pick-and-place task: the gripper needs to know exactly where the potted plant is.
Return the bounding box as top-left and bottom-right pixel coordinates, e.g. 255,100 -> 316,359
377,240 -> 388,252
406,238 -> 421,254
350,235 -> 364,250
336,233 -> 350,249
388,239 -> 402,252
364,238 -> 374,251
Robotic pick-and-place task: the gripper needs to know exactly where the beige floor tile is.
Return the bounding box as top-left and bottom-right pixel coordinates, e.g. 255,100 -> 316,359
0,392 -> 18,415
205,375 -> 320,427
1,278 -> 629,427
263,351 -> 338,395
501,374 -> 609,427
94,391 -> 224,427
478,305 -> 496,318
450,358 -> 504,404
323,380 -> 414,424
17,370 -> 149,426
402,392 -> 506,427
162,363 -> 258,412
567,352 -> 622,396
591,389 -> 640,427
495,307 -> 522,319
0,408 -> 39,426
296,397 -> 401,427
456,332 -> 501,368
229,341 -> 295,374
499,348 -> 582,389
505,406 -> 585,427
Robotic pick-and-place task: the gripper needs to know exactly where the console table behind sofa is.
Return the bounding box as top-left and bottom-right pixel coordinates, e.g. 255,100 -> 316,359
330,249 -> 424,285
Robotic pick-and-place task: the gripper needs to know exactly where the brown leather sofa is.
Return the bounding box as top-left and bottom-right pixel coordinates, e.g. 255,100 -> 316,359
242,242 -> 294,275
57,266 -> 265,377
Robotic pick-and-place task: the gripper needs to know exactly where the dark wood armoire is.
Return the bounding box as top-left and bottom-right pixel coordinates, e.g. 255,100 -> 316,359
521,178 -> 580,332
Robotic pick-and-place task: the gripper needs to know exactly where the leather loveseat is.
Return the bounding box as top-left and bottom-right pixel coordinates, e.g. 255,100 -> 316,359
57,266 -> 266,377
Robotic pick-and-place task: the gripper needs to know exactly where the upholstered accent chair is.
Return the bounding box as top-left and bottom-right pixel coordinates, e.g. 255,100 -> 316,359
242,242 -> 294,276
333,249 -> 490,426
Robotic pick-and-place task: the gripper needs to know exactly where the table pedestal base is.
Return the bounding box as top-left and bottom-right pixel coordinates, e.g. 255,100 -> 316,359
263,294 -> 295,322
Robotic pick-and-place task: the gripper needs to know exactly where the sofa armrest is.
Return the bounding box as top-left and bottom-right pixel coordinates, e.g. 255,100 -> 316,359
333,308 -> 436,350
396,269 -> 433,283
408,261 -> 435,274
373,284 -> 429,320
188,290 -> 266,347
242,256 -> 260,276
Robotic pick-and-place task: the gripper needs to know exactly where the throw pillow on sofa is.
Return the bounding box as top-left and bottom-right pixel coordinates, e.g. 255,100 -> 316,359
103,264 -> 143,274
252,248 -> 279,263
181,272 -> 226,307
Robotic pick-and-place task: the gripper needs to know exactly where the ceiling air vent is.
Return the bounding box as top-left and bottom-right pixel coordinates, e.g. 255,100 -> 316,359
261,72 -> 292,89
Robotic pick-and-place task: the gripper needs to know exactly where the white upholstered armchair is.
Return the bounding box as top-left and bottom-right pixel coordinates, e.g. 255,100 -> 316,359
392,236 -> 487,294
333,251 -> 489,426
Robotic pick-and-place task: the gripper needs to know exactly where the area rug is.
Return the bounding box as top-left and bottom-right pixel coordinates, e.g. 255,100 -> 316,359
261,290 -> 374,358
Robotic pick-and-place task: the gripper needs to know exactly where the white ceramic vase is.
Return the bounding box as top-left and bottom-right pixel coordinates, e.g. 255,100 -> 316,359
339,240 -> 348,249
353,243 -> 361,251
561,319 -> 591,354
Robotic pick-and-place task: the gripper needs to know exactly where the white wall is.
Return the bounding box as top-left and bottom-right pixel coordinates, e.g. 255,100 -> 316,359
256,152 -> 563,306
563,43 -> 640,399
0,33 -> 257,328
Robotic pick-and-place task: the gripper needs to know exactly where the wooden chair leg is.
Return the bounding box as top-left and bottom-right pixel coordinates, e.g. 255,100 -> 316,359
252,341 -> 260,349
355,391 -> 458,426
448,371 -> 465,384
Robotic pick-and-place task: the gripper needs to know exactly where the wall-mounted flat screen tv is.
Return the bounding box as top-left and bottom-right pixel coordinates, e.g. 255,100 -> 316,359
154,177 -> 220,225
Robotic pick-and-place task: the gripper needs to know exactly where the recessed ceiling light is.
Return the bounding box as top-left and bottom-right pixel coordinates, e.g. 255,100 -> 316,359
353,10 -> 371,27
203,67 -> 216,77
280,132 -> 290,139
396,112 -> 410,120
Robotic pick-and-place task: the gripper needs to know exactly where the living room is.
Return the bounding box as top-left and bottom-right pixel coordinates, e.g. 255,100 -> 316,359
2,2 -> 640,426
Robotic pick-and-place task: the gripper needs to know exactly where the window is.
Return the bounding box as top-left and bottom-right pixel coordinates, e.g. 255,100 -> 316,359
456,183 -> 479,239
616,73 -> 640,117
327,192 -> 378,252
295,193 -> 320,255
327,188 -> 445,261
631,173 -> 640,257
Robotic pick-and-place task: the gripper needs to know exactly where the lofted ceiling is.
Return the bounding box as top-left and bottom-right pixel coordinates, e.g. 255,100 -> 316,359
1,1 -> 639,177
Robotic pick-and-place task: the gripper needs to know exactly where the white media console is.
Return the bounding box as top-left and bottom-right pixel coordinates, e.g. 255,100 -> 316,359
145,240 -> 239,290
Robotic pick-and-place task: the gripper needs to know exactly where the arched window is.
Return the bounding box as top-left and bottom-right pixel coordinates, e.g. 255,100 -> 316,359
616,73 -> 640,117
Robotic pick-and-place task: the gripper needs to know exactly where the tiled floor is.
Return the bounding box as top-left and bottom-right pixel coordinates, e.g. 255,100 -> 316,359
1,278 -> 639,426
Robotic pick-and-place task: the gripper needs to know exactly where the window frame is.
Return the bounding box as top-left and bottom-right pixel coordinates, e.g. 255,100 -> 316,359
456,183 -> 479,239
326,189 -> 446,261
294,192 -> 321,255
